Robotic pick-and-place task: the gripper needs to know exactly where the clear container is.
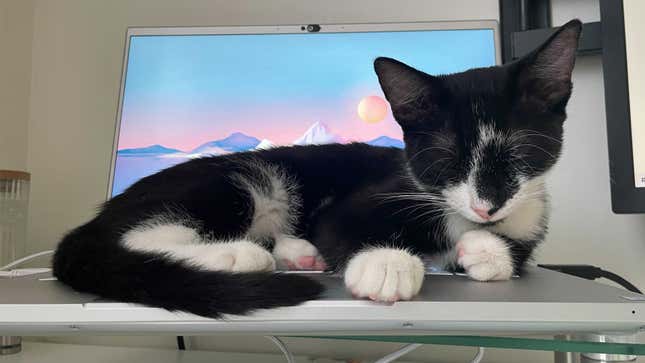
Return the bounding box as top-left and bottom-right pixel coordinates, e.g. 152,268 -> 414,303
0,170 -> 30,267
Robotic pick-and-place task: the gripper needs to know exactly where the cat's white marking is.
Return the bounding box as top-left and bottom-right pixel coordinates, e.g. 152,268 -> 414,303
470,124 -> 507,184
344,247 -> 424,301
443,125 -> 510,222
244,174 -> 292,239
476,124 -> 505,149
456,230 -> 513,281
444,212 -> 477,244
122,221 -> 275,272
488,176 -> 548,240
122,222 -> 202,249
442,124 -> 548,234
233,160 -> 301,240
433,212 -> 477,269
196,240 -> 276,272
442,181 -> 489,224
272,235 -> 326,270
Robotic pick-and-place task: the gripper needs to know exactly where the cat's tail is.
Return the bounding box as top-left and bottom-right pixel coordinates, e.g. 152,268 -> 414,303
52,220 -> 324,318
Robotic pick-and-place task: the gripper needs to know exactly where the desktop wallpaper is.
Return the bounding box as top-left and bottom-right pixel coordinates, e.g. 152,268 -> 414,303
112,29 -> 496,196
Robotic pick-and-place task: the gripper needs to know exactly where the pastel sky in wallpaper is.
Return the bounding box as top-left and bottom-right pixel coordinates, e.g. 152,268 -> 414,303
112,29 -> 496,196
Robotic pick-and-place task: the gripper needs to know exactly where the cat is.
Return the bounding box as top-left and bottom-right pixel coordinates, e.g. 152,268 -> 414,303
53,20 -> 581,318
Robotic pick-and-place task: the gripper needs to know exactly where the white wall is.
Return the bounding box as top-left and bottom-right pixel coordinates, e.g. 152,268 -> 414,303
539,0 -> 645,292
0,0 -> 34,171
21,0 -> 645,362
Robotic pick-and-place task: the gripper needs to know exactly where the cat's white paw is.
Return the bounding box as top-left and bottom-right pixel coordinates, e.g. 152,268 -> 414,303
456,230 -> 513,281
272,236 -> 327,270
344,248 -> 424,302
202,240 -> 276,272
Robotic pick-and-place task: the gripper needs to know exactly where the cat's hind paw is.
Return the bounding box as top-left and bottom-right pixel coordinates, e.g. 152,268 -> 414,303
273,236 -> 327,270
344,248 -> 424,302
456,230 -> 514,281
201,240 -> 276,272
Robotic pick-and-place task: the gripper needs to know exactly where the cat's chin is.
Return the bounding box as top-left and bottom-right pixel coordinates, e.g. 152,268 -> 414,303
465,216 -> 501,225
458,210 -> 509,225
454,211 -> 488,225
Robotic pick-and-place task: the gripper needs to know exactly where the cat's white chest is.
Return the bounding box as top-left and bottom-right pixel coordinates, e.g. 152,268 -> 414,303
487,196 -> 548,240
444,213 -> 478,244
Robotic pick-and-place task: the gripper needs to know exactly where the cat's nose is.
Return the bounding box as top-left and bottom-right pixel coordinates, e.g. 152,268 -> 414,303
472,207 -> 491,220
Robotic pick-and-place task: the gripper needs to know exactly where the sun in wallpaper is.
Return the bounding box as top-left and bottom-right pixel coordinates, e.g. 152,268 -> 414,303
111,29 -> 496,196
358,96 -> 389,123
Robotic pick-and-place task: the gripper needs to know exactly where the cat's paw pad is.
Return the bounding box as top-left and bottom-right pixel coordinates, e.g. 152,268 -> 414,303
273,236 -> 327,270
456,230 -> 513,281
344,248 -> 424,302
206,240 -> 276,272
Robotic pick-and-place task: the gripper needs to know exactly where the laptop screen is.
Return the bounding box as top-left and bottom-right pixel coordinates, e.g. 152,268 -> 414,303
110,24 -> 498,197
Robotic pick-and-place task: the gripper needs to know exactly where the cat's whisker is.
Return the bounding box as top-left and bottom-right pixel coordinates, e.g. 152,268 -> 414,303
509,129 -> 563,145
374,194 -> 446,202
432,161 -> 455,185
517,192 -> 548,201
509,143 -> 557,159
407,131 -> 453,145
403,209 -> 446,221
390,202 -> 439,216
421,210 -> 460,223
407,147 -> 456,162
376,191 -> 445,197
374,198 -> 446,209
380,199 -> 445,212
409,209 -> 445,222
374,192 -> 447,200
510,158 -> 536,173
419,157 -> 452,179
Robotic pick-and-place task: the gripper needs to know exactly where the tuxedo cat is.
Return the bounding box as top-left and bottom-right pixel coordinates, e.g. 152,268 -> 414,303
53,20 -> 581,317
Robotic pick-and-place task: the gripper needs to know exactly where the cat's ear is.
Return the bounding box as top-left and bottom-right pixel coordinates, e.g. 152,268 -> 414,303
374,57 -> 443,128
516,19 -> 582,112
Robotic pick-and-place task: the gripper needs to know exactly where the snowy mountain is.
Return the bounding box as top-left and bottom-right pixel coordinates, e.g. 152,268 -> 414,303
190,132 -> 261,154
293,122 -> 343,145
255,139 -> 275,150
117,144 -> 183,156
366,136 -> 404,148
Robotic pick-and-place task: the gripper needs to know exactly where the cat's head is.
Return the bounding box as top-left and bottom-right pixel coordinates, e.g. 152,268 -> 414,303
374,20 -> 581,224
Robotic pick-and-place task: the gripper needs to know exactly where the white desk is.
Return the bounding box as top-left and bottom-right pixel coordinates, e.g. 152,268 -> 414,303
0,267 -> 643,336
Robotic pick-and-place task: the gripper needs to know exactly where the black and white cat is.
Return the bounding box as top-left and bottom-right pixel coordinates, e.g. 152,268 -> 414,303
53,20 -> 581,317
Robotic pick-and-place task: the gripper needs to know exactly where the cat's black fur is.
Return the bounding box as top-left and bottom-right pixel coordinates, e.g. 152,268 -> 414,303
53,20 -> 581,317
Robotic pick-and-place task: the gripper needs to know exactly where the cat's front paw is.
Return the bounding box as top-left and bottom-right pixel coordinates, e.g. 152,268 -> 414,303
344,248 -> 424,302
272,236 -> 327,270
456,230 -> 513,281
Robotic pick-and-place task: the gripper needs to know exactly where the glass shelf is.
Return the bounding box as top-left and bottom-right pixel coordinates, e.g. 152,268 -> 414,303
293,335 -> 645,355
